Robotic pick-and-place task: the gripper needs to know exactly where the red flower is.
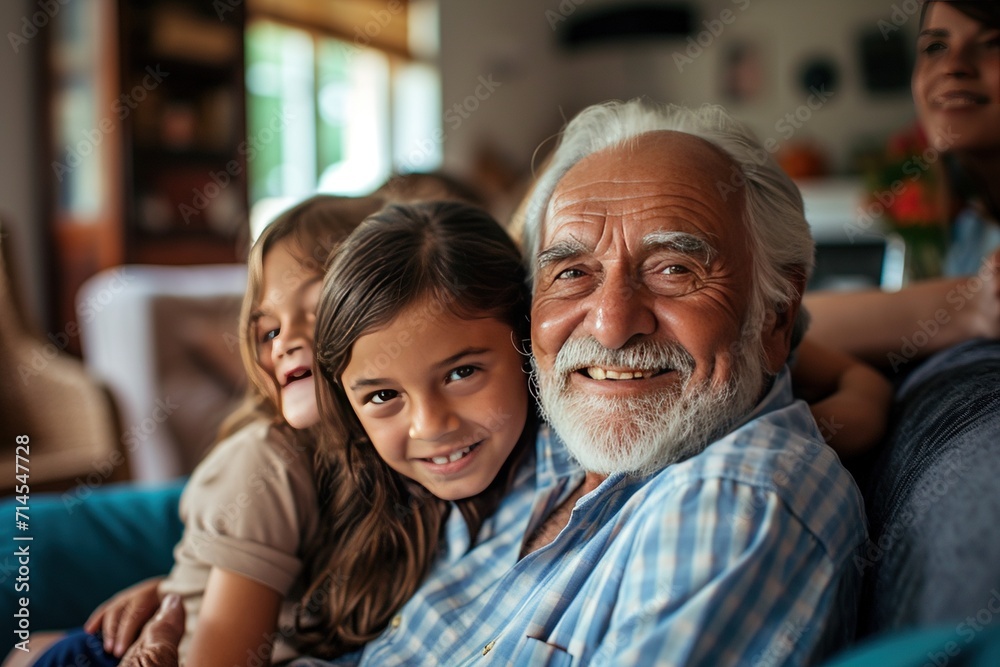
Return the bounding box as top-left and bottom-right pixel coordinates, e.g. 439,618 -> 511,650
888,180 -> 938,226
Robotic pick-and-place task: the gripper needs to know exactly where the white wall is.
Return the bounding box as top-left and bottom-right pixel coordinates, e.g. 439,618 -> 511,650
437,0 -> 567,175
438,0 -> 918,176
0,0 -> 44,329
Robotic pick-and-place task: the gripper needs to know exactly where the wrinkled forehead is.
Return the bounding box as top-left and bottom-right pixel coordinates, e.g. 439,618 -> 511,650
542,131 -> 745,245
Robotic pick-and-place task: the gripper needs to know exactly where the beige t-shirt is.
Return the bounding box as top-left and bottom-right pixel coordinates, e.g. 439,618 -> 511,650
158,420 -> 319,664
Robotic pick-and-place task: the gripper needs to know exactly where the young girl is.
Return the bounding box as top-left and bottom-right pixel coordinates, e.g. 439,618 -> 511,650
25,198 -> 535,666
295,199 -> 535,657
25,194 -> 382,667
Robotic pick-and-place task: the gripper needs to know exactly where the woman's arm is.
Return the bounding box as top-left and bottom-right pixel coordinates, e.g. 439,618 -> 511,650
792,338 -> 893,459
804,249 -> 1000,368
184,568 -> 282,667
805,278 -> 967,367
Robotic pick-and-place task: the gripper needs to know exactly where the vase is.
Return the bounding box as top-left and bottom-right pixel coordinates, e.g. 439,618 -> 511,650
893,225 -> 948,284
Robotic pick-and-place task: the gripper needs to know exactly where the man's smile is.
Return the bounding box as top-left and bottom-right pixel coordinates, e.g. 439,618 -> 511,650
581,366 -> 671,380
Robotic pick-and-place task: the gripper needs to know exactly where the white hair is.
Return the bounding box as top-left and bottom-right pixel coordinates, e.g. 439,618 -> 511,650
521,99 -> 814,321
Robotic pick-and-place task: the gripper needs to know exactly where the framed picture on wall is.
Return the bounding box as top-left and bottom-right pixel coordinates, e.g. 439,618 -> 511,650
721,40 -> 764,104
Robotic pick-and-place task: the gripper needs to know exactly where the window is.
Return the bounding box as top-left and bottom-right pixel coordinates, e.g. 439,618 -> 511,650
245,9 -> 441,239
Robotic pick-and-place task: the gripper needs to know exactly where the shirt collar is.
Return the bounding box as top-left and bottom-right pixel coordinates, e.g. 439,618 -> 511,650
738,365 -> 795,425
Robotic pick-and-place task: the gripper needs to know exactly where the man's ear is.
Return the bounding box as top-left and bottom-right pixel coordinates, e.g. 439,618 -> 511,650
760,270 -> 807,375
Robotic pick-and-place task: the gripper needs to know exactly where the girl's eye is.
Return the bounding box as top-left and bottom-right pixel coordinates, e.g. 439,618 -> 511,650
922,41 -> 946,54
260,328 -> 279,344
369,389 -> 398,405
446,365 -> 478,382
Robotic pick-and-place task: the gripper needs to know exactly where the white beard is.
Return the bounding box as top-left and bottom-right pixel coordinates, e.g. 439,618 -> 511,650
532,334 -> 767,477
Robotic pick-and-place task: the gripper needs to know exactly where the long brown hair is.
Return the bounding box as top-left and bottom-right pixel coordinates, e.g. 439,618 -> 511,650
215,194 -> 383,441
297,201 -> 534,657
919,0 -> 1000,31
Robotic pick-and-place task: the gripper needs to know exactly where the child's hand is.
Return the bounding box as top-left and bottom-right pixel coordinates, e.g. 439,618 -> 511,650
792,337 -> 893,459
84,576 -> 166,657
808,386 -> 891,459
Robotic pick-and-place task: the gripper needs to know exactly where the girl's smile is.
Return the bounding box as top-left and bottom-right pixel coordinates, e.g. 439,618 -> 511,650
417,440 -> 483,473
340,297 -> 529,501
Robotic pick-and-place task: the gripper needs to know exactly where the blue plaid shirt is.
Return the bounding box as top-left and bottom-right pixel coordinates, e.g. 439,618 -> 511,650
298,368 -> 866,666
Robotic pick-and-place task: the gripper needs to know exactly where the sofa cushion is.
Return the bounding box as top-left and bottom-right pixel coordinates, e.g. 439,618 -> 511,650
0,480 -> 185,633
859,339 -> 1000,636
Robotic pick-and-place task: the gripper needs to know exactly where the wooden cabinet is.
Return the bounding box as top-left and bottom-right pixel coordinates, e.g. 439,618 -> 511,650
46,0 -> 248,351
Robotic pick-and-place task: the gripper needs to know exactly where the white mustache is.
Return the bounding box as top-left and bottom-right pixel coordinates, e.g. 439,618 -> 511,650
551,337 -> 696,378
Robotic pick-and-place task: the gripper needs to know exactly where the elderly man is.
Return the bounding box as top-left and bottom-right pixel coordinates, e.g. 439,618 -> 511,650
125,99 -> 866,666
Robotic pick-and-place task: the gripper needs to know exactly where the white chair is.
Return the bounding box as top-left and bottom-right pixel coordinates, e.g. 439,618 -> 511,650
76,264 -> 248,482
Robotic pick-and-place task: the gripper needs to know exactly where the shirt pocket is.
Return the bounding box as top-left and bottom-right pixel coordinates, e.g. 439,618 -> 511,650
519,637 -> 575,667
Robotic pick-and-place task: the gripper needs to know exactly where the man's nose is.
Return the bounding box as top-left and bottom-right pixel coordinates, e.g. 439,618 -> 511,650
584,267 -> 656,350
408,397 -> 460,442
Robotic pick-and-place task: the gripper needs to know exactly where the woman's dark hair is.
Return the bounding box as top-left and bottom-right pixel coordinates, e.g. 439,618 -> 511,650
919,0 -> 1000,30
296,200 -> 533,657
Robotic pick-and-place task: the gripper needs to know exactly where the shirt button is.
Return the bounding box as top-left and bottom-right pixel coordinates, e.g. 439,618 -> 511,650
482,640 -> 496,655
391,615 -> 402,629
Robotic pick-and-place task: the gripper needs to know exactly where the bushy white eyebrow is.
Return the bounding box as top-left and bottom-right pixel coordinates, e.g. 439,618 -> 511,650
536,238 -> 590,270
642,231 -> 716,266
535,231 -> 716,272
